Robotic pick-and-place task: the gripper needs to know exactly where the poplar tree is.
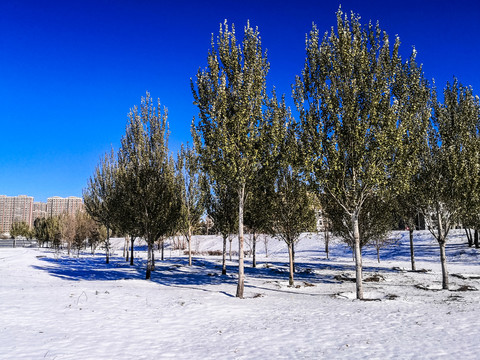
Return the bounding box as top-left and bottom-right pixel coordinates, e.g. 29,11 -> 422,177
453,83 -> 480,249
118,92 -> 181,280
83,148 -> 118,264
192,20 -> 269,298
177,144 -> 204,266
114,160 -> 142,266
243,94 -> 287,268
419,79 -> 480,289
391,49 -> 431,271
244,179 -> 273,268
294,9 -> 415,299
258,93 -> 316,285
203,176 -> 238,275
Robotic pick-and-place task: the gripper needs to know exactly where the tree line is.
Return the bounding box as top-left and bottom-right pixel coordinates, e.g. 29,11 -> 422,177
81,9 -> 480,300
9,214 -> 107,255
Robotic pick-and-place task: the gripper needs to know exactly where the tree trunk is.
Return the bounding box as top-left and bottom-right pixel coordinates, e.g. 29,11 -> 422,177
288,241 -> 294,286
124,235 -> 129,262
146,240 -> 153,280
105,227 -> 110,264
376,239 -> 380,263
152,248 -> 155,270
475,229 -> 479,249
439,240 -> 449,290
292,241 -> 295,270
236,184 -> 245,299
188,228 -> 192,266
436,212 -> 449,290
161,238 -> 164,261
130,236 -> 135,266
229,237 -> 232,261
222,234 -> 227,275
466,228 -> 473,247
252,232 -> 256,268
324,228 -> 329,259
352,213 -> 364,300
409,228 -> 416,271
263,235 -> 268,258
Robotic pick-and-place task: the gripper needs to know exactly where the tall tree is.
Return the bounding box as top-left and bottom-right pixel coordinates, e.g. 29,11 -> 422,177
454,83 -> 480,250
114,159 -> 142,266
391,49 -> 431,271
192,21 -> 269,298
259,93 -> 316,284
294,9 -> 416,299
177,144 -> 205,266
83,148 -> 118,264
418,79 -> 480,289
118,92 -> 181,280
243,93 -> 289,268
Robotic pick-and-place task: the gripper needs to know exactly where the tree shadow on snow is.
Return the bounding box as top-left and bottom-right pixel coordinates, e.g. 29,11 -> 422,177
31,254 -> 240,290
31,255 -> 145,281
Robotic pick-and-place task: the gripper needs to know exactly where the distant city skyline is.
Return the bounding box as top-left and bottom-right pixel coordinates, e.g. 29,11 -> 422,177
0,195 -> 83,233
1,0 -> 479,201
1,194 -> 83,204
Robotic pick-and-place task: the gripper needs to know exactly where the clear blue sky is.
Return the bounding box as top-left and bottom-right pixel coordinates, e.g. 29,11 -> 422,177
1,0 -> 479,202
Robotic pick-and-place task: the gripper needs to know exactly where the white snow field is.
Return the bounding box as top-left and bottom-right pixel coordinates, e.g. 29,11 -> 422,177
1,230 -> 480,359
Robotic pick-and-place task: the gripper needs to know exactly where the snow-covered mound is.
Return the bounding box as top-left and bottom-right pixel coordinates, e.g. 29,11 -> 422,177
1,230 -> 480,359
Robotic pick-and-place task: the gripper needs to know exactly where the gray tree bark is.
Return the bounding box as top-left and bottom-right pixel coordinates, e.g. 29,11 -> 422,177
130,236 -> 135,266
352,213 -> 364,300
288,241 -> 294,286
222,234 -> 227,275
236,185 -> 245,298
146,240 -> 153,280
252,232 -> 257,268
436,211 -> 449,290
409,228 -> 416,271
188,228 -> 192,266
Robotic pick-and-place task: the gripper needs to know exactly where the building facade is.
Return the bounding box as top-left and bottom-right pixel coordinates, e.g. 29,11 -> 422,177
47,196 -> 84,217
33,202 -> 48,220
0,195 -> 34,233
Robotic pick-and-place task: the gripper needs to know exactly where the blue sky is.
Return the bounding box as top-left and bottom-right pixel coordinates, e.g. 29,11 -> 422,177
1,0 -> 479,202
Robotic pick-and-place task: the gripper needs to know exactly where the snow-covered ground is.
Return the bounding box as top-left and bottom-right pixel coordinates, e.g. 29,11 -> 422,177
1,230 -> 480,359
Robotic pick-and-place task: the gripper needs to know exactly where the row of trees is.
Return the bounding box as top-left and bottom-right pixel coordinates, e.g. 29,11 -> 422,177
83,90 -> 316,284
34,213 -> 107,255
191,10 -> 480,300
84,9 -> 480,300
9,213 -> 107,254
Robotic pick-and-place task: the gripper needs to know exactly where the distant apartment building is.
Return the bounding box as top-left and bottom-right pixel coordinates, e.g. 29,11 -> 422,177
47,196 -> 84,217
0,195 -> 34,233
33,202 -> 48,220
